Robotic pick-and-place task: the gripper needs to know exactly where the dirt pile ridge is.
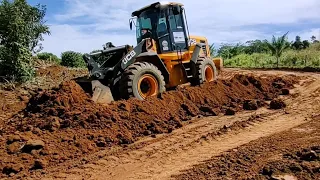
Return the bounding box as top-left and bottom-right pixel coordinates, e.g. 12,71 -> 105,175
0,73 -> 297,178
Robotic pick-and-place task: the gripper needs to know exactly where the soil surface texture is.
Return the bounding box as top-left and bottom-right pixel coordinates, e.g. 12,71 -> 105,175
0,66 -> 318,180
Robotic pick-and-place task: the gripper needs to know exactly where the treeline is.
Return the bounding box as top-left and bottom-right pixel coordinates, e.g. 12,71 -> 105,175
211,33 -> 320,68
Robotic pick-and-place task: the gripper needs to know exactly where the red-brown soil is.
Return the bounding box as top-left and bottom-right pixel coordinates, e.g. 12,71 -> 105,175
0,65 -> 87,122
0,72 -> 296,178
174,115 -> 320,180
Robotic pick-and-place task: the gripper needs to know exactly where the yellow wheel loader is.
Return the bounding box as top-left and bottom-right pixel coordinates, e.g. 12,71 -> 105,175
77,1 -> 223,104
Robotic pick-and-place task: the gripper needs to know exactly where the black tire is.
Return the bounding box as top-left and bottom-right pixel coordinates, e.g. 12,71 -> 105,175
119,62 -> 166,100
194,57 -> 217,85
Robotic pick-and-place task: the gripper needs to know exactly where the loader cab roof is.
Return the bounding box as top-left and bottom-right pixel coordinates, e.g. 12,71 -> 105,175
131,2 -> 184,17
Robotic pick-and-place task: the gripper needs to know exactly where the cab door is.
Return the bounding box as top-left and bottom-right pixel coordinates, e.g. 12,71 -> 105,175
167,7 -> 188,53
156,10 -> 172,54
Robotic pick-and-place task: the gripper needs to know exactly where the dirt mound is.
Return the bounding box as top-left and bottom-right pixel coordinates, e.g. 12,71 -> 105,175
0,65 -> 88,123
0,74 -> 297,178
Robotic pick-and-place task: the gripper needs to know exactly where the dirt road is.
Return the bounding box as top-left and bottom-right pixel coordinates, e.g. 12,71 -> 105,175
37,69 -> 319,180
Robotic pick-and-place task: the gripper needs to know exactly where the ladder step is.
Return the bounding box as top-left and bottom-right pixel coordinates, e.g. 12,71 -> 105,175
187,75 -> 193,78
185,68 -> 191,71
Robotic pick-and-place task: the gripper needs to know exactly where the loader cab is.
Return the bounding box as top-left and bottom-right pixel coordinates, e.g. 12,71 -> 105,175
130,2 -> 189,54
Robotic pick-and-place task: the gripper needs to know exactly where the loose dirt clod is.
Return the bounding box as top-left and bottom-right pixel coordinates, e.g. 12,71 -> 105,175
270,99 -> 287,109
225,108 -> 236,116
2,164 -> 24,175
281,88 -> 290,95
31,160 -> 47,170
243,100 -> 259,110
21,140 -> 45,153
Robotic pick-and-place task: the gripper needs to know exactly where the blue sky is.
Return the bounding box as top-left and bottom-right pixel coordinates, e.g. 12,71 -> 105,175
27,0 -> 320,56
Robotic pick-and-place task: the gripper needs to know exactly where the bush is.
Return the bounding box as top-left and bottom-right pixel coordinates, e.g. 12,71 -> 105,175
61,51 -> 86,68
224,47 -> 320,68
281,49 -> 320,67
37,52 -> 61,64
224,53 -> 275,68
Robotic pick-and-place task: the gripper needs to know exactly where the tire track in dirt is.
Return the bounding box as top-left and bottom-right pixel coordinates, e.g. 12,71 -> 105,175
39,70 -> 319,180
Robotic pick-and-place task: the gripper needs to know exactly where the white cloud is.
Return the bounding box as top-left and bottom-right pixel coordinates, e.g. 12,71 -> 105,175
41,24 -> 136,56
41,0 -> 320,55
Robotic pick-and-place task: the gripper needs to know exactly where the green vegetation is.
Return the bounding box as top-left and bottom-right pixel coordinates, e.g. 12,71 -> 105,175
37,52 -> 61,64
0,0 -> 50,82
264,32 -> 291,67
61,51 -> 86,68
213,33 -> 320,69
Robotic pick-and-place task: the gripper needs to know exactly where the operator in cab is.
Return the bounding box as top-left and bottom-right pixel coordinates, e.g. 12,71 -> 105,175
140,28 -> 155,52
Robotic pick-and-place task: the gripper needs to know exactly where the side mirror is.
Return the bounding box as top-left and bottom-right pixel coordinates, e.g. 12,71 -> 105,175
129,20 -> 133,30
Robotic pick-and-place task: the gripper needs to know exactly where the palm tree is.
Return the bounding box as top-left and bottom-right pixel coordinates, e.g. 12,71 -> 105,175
264,32 -> 291,68
209,43 -> 216,57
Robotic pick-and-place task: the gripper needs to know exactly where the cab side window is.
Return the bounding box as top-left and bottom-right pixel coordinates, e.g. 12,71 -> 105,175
157,17 -> 167,37
168,14 -> 183,30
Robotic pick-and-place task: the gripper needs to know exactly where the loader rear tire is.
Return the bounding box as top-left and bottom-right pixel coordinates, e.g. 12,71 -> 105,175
119,62 -> 166,100
194,57 -> 217,85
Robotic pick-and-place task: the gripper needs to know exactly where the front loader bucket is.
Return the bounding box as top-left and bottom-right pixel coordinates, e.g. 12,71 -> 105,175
76,77 -> 114,105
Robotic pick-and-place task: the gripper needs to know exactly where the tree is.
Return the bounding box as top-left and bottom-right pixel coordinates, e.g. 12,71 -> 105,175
264,32 -> 291,68
292,36 -> 310,50
291,36 -> 304,50
209,43 -> 216,57
217,43 -> 245,59
244,40 -> 269,54
302,40 -> 310,49
311,35 -> 319,43
0,0 -> 50,81
217,44 -> 233,59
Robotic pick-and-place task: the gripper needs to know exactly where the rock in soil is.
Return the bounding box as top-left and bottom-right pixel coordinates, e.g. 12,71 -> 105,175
243,100 -> 258,110
199,106 -> 218,116
225,108 -> 236,116
281,88 -> 290,95
2,164 -> 24,175
31,160 -> 47,170
22,140 -> 45,153
300,150 -> 319,161
270,99 -> 286,109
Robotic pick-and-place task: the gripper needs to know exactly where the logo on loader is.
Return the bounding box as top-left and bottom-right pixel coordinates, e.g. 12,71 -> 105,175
123,50 -> 136,64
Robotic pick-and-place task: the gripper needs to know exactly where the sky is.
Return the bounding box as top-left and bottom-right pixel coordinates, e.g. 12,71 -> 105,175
27,0 -> 320,56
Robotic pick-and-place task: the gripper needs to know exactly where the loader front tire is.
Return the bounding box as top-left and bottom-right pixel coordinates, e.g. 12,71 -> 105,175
119,62 -> 166,100
194,57 -> 217,85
